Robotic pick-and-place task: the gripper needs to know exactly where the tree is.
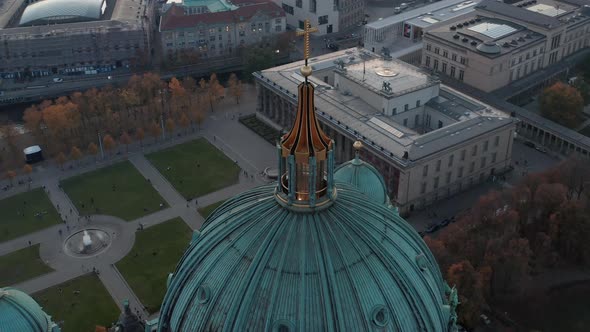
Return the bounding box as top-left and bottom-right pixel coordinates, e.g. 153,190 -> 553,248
573,78 -> 590,105
165,118 -> 175,135
88,142 -> 99,161
136,127 -> 145,147
120,132 -> 132,155
227,73 -> 243,104
178,112 -> 190,135
540,82 -> 583,128
70,146 -> 82,166
102,134 -> 116,156
56,152 -> 67,170
149,121 -> 162,142
447,261 -> 487,329
243,46 -> 275,82
5,170 -> 16,186
205,73 -> 225,112
191,107 -> 205,130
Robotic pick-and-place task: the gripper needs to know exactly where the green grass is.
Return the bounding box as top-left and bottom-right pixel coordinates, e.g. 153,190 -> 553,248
0,244 -> 53,287
34,274 -> 119,332
116,218 -> 192,313
198,200 -> 226,219
61,161 -> 167,221
0,188 -> 61,242
239,114 -> 280,144
146,139 -> 240,199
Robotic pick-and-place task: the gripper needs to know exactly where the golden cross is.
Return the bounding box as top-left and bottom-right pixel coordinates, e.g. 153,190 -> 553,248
296,19 -> 318,64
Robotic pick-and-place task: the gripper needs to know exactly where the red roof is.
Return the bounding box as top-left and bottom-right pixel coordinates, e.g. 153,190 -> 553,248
161,2 -> 285,31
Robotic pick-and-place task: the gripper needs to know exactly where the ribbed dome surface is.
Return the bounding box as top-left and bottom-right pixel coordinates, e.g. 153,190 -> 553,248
159,183 -> 452,332
19,0 -> 103,26
334,157 -> 389,205
0,287 -> 54,332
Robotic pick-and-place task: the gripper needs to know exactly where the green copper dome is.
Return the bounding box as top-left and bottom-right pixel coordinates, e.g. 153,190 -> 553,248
0,287 -> 60,332
335,142 -> 389,205
158,183 -> 455,331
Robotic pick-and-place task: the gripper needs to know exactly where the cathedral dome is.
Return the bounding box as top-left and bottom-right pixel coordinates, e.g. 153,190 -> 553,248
335,141 -> 389,205
0,287 -> 60,332
158,183 -> 453,331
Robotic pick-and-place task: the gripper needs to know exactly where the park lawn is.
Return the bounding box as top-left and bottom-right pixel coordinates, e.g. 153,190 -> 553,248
0,244 -> 53,287
146,138 -> 240,199
116,217 -> 192,313
61,161 -> 167,221
198,200 -> 226,219
34,273 -> 119,332
0,188 -> 61,242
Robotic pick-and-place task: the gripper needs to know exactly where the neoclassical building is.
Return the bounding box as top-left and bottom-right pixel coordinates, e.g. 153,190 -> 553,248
254,47 -> 516,214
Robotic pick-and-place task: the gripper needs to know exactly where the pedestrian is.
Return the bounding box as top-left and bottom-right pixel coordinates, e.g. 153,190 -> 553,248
57,204 -> 60,211
195,199 -> 198,205
213,135 -> 216,141
28,240 -> 31,246
70,208 -> 72,214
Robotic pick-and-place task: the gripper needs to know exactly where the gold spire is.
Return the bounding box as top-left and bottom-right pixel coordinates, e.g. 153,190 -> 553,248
296,19 -> 318,78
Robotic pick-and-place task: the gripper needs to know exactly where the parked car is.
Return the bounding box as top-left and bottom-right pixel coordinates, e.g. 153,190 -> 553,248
426,223 -> 440,233
327,43 -> 339,51
439,218 -> 451,227
523,141 -> 535,148
535,145 -> 548,153
52,77 -> 63,83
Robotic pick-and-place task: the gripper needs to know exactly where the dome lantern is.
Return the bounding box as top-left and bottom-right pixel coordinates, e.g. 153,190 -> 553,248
277,19 -> 335,208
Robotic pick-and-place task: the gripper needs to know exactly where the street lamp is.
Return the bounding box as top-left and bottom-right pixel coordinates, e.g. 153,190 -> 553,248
97,132 -> 105,160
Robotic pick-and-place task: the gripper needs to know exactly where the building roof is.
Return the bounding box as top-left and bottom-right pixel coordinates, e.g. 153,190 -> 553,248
19,0 -> 105,26
159,182 -> 452,331
255,48 -> 515,166
365,0 -> 470,30
425,16 -> 545,59
183,0 -> 237,12
335,146 -> 390,205
160,1 -> 283,30
0,287 -> 59,332
475,0 -> 562,28
404,0 -> 483,29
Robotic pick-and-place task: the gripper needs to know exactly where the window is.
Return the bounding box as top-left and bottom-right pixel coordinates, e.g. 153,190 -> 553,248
460,56 -> 466,65
319,15 -> 328,25
526,52 -> 530,60
533,49 -> 537,57
436,160 -> 441,172
416,100 -> 421,107
443,50 -> 448,58
538,57 -> 543,68
404,104 -> 409,111
425,56 -> 431,67
461,149 -> 466,161
421,182 -> 427,194
491,152 -> 497,163
451,53 -> 457,61
310,0 -> 317,13
481,157 -> 486,168
275,25 -> 282,32
442,62 -> 447,73
403,118 -> 408,126
392,107 -> 397,115
275,18 -> 282,24
458,167 -> 464,178
426,44 -> 431,51
423,165 -> 429,177
282,3 -> 294,14
434,47 -> 440,55
448,155 -> 454,167
472,145 -> 478,156
450,66 -> 456,78
209,35 -> 216,41
469,161 -> 475,173
483,140 -> 488,152
446,172 -> 452,184
494,135 -> 499,147
296,0 -> 302,8
458,70 -> 464,81
433,59 -> 439,71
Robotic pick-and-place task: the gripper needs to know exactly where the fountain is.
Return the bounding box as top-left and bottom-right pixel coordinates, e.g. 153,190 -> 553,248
64,229 -> 112,258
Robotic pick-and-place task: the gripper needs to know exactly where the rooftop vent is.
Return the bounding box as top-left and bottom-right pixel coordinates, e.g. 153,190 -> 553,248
450,25 -> 456,30
463,21 -> 470,26
457,23 -> 463,28
511,39 -> 518,45
502,42 -> 511,47
469,19 -> 476,24
475,17 -> 482,22
518,37 -> 525,42
525,33 -> 532,39
470,40 -> 477,46
453,34 -> 460,39
462,37 -> 469,42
